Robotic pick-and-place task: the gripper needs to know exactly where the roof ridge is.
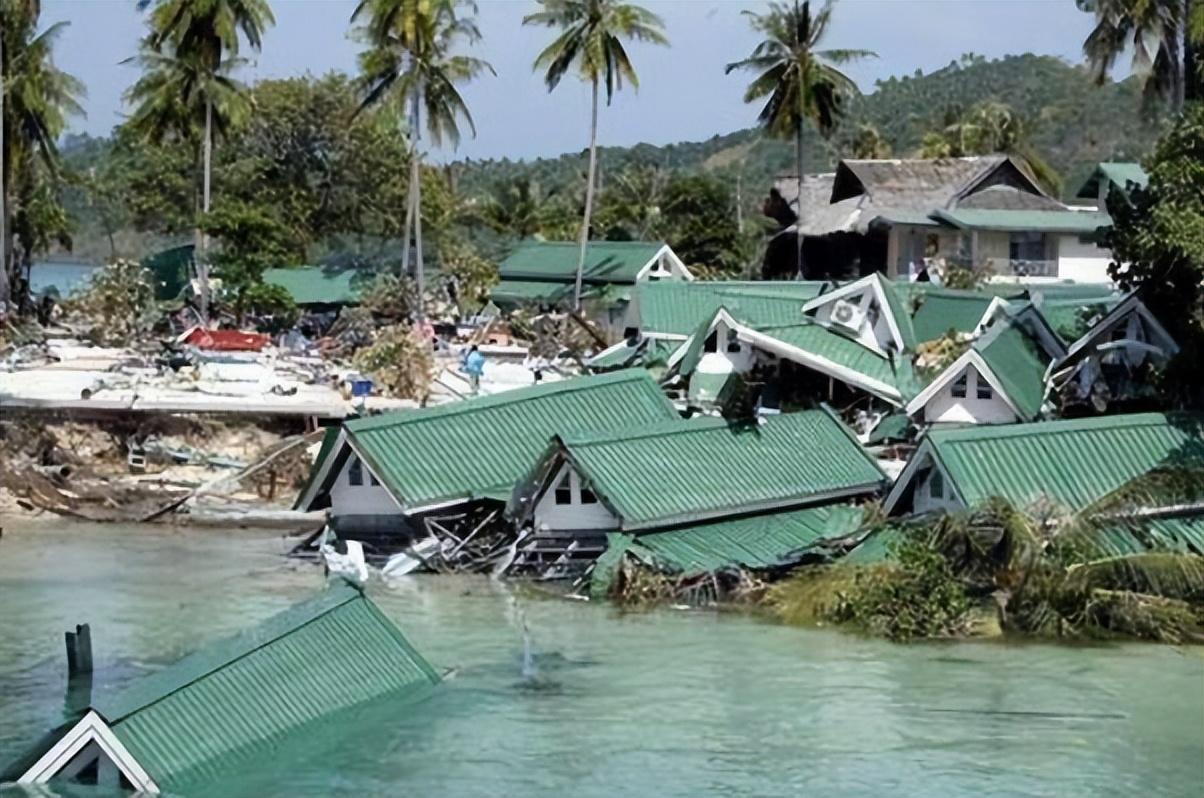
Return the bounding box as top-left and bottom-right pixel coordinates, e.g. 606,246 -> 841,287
347,370 -> 655,432
931,412 -> 1191,444
100,585 -> 362,722
562,415 -> 743,447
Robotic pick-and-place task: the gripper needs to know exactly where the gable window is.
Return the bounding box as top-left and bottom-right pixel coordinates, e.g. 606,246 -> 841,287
554,473 -> 573,505
703,331 -> 718,353
348,456 -> 363,487
929,468 -> 945,499
726,328 -> 741,353
580,483 -> 598,504
368,470 -> 380,487
951,373 -> 968,398
976,375 -> 994,400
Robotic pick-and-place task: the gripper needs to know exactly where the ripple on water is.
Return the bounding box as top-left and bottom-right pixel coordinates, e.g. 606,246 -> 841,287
0,519 -> 1201,798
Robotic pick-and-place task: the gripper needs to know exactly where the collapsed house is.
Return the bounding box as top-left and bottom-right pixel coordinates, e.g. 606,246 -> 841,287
294,369 -> 679,559
883,412 -> 1204,516
1,583 -> 438,794
1046,292 -> 1179,412
506,408 -> 886,580
490,240 -> 693,338
764,156 -> 1116,282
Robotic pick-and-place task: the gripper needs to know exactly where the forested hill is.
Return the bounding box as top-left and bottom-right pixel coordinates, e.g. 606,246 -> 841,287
455,53 -> 1161,200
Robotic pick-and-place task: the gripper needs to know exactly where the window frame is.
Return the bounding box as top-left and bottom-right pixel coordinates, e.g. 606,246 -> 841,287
951,372 -> 968,399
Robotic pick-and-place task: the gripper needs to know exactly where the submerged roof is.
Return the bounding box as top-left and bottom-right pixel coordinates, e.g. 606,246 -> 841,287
302,370 -> 678,512
263,267 -> 368,306
498,240 -> 666,283
603,503 -> 865,579
638,280 -> 824,337
1075,162 -> 1149,200
898,412 -> 1204,513
547,411 -> 884,531
4,585 -> 439,793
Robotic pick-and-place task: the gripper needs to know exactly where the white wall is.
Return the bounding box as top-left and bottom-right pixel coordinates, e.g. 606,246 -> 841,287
1056,235 -> 1114,283
813,288 -> 893,352
912,458 -> 963,514
532,462 -> 620,532
330,452 -> 402,518
921,364 -> 1017,425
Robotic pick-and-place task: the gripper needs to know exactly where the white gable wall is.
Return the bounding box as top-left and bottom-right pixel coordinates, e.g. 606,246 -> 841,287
922,364 -> 1016,425
813,288 -> 893,352
912,457 -> 963,514
532,462 -> 620,532
329,452 -> 402,519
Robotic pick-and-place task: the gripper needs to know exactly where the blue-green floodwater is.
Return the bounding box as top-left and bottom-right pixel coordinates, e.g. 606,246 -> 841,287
0,520 -> 1201,797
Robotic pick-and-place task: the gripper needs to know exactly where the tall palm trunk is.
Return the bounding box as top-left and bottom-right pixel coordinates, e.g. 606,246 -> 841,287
0,26 -> 8,314
794,117 -> 804,280
574,76 -> 600,312
408,91 -> 425,324
197,97 -> 213,322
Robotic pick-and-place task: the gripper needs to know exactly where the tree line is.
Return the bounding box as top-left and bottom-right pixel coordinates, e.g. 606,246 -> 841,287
0,0 -> 1200,321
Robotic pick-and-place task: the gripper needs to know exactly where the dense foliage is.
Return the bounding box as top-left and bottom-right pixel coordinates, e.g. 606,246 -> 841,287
1104,101 -> 1204,408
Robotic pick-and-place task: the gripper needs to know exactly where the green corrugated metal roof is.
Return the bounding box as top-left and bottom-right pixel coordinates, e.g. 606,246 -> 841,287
623,503 -> 866,577
87,584 -> 437,792
1037,296 -> 1120,341
875,274 -> 919,351
932,209 -> 1112,234
638,280 -> 825,336
865,412 -> 912,445
294,427 -> 341,511
973,320 -> 1053,421
1090,515 -> 1204,558
841,526 -> 903,565
922,412 -> 1204,513
498,240 -> 664,283
489,279 -> 572,307
754,322 -> 926,402
911,291 -> 996,343
1075,162 -> 1149,199
334,370 -> 678,511
263,267 -> 368,306
587,338 -> 677,372
559,411 -> 884,530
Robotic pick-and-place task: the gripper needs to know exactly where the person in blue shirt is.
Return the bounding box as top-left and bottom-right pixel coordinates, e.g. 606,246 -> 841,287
462,344 -> 485,394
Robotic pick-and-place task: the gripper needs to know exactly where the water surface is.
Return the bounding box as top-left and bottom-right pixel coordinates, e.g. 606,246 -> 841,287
0,520 -> 1200,797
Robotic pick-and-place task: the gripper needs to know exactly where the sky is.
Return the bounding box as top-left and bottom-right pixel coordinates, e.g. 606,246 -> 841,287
43,0 -> 1103,163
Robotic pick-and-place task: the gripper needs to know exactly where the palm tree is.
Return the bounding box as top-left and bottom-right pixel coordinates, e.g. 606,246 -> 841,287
727,0 -> 873,279
353,0 -> 492,323
0,1 -> 83,311
135,0 -> 274,320
523,0 -> 668,311
480,176 -> 559,239
848,123 -> 891,159
919,101 -> 1061,195
1078,0 -> 1202,110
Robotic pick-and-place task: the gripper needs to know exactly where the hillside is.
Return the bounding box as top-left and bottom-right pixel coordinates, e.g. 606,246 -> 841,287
455,53 -> 1163,202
